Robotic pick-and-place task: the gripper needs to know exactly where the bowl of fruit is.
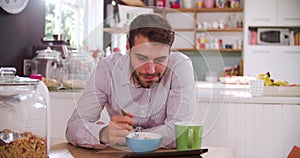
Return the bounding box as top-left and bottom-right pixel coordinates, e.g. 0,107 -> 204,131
256,72 -> 300,97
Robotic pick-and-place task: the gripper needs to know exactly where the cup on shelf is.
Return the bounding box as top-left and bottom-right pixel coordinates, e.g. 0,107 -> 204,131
170,0 -> 180,8
195,1 -> 204,8
183,0 -> 194,8
204,0 -> 215,8
215,0 -> 226,8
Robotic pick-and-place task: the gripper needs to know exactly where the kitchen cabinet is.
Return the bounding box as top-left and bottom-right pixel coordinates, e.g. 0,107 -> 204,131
243,46 -> 276,77
245,0 -> 276,26
275,47 -> 300,83
277,0 -> 300,26
155,8 -> 244,52
245,0 -> 300,26
244,46 -> 300,83
244,0 -> 300,82
196,81 -> 300,158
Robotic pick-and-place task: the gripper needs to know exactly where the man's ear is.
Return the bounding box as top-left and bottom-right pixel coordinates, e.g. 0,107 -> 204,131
126,40 -> 130,54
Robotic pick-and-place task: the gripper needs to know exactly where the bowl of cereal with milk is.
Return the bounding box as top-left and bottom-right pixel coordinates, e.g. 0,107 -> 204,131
126,132 -> 162,153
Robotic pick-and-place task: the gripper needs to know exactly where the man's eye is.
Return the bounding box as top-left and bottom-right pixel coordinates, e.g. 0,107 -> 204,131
154,58 -> 166,63
137,56 -> 147,61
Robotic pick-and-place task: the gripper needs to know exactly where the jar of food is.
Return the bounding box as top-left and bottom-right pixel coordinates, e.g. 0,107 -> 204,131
63,50 -> 96,89
31,47 -> 65,82
0,67 -> 48,157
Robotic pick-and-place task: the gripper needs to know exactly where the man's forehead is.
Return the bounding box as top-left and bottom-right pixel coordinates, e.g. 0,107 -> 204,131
132,41 -> 170,50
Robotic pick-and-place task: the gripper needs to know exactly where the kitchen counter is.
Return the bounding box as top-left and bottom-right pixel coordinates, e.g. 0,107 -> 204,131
49,81 -> 300,105
49,81 -> 300,158
195,81 -> 300,105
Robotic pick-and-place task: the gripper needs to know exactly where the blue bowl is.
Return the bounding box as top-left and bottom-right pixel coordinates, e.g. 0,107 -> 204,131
126,132 -> 162,153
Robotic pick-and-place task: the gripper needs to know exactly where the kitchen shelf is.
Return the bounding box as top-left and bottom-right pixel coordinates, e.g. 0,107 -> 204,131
103,27 -> 128,34
196,28 -> 243,32
174,28 -> 194,31
155,7 -> 244,53
173,48 -> 242,52
154,7 -> 243,13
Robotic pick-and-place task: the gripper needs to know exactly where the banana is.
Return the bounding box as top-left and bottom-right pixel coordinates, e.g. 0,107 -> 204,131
264,77 -> 273,86
274,80 -> 289,86
256,73 -> 265,80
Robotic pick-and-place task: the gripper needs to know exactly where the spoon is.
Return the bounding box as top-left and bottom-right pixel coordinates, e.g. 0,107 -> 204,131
0,131 -> 22,146
120,109 -> 138,139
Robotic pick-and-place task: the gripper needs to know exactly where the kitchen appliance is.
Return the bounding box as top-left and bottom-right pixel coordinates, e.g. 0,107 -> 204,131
257,28 -> 290,45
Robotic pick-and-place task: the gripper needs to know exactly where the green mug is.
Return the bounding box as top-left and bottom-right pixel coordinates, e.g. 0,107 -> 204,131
175,122 -> 203,151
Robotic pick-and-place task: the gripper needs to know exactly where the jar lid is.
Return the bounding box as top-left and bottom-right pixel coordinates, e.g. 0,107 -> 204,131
0,67 -> 39,86
29,74 -> 42,81
35,47 -> 61,58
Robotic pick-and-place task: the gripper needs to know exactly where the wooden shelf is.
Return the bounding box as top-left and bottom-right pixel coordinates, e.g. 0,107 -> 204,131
172,48 -> 243,52
172,48 -> 197,51
103,27 -> 128,34
154,7 -> 243,13
201,48 -> 243,52
196,28 -> 243,32
104,27 -> 243,34
174,28 -> 194,31
195,8 -> 243,12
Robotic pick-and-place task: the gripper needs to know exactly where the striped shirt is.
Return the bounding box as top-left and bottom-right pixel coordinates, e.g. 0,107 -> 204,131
66,52 -> 197,149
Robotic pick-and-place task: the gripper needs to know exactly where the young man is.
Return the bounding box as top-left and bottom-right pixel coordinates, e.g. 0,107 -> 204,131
66,14 -> 197,149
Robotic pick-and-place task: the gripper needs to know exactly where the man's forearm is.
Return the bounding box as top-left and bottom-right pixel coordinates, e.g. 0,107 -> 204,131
66,111 -> 107,149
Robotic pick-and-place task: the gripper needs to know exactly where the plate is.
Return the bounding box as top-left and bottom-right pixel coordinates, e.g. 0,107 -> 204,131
263,86 -> 300,97
0,0 -> 29,14
219,76 -> 255,85
62,79 -> 85,89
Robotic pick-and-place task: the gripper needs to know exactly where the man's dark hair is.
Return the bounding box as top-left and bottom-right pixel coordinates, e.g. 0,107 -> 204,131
128,14 -> 175,49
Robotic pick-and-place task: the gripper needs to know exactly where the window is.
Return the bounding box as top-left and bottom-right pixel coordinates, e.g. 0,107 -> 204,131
45,0 -> 85,48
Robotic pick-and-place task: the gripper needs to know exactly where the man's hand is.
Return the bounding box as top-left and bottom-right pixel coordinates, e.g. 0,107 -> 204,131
100,114 -> 134,145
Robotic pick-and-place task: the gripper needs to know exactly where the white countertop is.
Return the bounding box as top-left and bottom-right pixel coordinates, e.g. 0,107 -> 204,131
48,82 -> 300,105
195,81 -> 300,105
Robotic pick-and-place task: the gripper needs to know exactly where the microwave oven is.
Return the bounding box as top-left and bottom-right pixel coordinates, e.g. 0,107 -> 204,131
257,28 -> 290,45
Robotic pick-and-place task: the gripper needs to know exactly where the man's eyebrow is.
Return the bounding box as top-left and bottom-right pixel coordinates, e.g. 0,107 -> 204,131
154,56 -> 167,60
135,53 -> 147,58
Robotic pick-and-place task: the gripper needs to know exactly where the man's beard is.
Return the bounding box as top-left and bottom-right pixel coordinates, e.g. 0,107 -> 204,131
132,70 -> 162,88
130,65 -> 163,88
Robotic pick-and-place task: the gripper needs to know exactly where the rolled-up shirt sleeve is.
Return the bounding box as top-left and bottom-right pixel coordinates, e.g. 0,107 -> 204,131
65,62 -> 109,149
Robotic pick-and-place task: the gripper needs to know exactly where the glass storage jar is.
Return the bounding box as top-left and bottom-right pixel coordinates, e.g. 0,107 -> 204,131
63,50 -> 96,89
31,47 -> 66,82
0,67 -> 48,157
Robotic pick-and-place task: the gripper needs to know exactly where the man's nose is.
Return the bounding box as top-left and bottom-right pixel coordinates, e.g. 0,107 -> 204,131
145,61 -> 156,74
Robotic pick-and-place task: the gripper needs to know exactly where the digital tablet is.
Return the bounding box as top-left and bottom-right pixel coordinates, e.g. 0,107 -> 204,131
122,148 -> 208,158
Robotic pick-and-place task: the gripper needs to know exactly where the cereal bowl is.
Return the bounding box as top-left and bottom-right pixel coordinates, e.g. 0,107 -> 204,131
126,132 -> 162,153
